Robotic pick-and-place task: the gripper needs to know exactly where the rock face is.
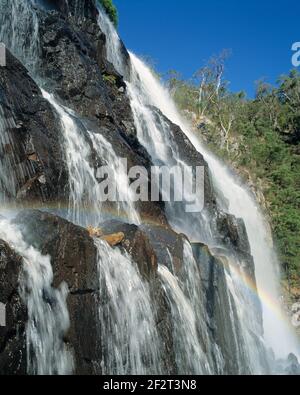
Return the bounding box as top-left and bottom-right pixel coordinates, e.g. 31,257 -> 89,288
37,0 -> 169,224
1,0 -> 297,377
0,240 -> 27,375
192,242 -> 267,374
0,50 -> 68,202
13,210 -> 100,375
151,107 -> 216,207
99,219 -> 189,373
0,210 -> 195,375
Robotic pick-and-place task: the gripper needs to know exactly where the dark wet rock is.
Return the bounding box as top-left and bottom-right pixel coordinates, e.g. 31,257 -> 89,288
150,107 -> 215,207
36,3 -> 167,225
215,211 -> 251,256
192,242 -> 268,374
99,219 -> 182,373
100,220 -> 158,281
0,0 -> 271,377
275,353 -> 300,375
213,210 -> 257,290
192,242 -> 246,374
47,0 -> 99,21
140,223 -> 187,274
13,209 -> 100,375
10,210 -> 177,374
0,50 -> 69,203
100,219 -> 188,280
285,353 -> 300,375
0,240 -> 27,375
39,3 -> 131,127
14,210 -> 98,293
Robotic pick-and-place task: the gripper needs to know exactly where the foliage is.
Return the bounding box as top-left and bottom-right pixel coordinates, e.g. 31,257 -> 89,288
103,73 -> 117,84
167,61 -> 300,288
98,0 -> 118,27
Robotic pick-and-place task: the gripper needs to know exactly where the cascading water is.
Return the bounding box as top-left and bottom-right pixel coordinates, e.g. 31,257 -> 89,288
0,0 -> 298,375
204,154 -> 300,359
1,0 -> 144,375
0,0 -> 40,72
0,107 -> 40,207
42,90 -> 160,374
98,7 -> 299,372
129,48 -> 300,365
41,91 -> 162,375
42,90 -> 140,227
0,217 -> 73,375
127,53 -> 300,370
0,108 -> 19,204
158,264 -> 211,375
96,239 -> 161,374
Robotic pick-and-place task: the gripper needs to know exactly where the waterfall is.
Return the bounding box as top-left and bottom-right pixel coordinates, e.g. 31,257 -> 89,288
0,0 -> 40,72
42,90 -> 140,227
0,108 -> 19,204
0,217 -> 73,375
126,53 -> 299,366
0,0 -> 298,375
203,154 -> 300,359
129,52 -> 300,362
96,239 -> 161,374
158,264 -> 211,375
42,91 -> 155,374
97,7 -> 299,372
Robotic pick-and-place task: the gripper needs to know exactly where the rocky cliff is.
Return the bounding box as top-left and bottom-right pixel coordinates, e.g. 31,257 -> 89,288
0,0 -> 299,375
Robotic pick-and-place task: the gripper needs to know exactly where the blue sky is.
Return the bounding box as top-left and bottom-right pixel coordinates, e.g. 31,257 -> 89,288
114,0 -> 300,97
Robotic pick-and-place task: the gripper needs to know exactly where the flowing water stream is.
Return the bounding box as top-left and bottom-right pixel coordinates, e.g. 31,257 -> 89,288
98,6 -> 300,372
0,217 -> 73,375
0,0 -> 299,375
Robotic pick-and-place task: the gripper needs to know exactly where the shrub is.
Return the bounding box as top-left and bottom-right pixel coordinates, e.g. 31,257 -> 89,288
98,0 -> 118,27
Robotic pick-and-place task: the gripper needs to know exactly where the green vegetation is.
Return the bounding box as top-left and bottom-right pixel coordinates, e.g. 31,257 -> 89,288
103,73 -> 117,84
167,57 -> 300,289
98,0 -> 118,27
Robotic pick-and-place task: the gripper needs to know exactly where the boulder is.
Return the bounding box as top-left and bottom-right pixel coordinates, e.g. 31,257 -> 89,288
87,225 -> 125,247
101,232 -> 125,247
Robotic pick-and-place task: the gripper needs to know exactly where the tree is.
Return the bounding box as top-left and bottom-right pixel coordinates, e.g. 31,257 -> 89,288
167,65 -> 300,288
194,49 -> 231,118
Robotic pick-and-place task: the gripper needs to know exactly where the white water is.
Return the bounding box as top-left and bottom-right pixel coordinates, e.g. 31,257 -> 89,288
0,0 -> 298,375
207,155 -> 300,358
2,0 -> 153,376
0,217 -> 73,375
158,240 -> 225,374
127,53 -> 300,360
0,0 -> 40,72
158,264 -> 211,374
127,59 -> 268,373
96,239 -> 161,374
98,7 -> 299,368
43,91 -> 158,375
42,91 -> 155,375
42,90 -> 140,227
0,108 -> 19,204
0,107 -> 38,206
